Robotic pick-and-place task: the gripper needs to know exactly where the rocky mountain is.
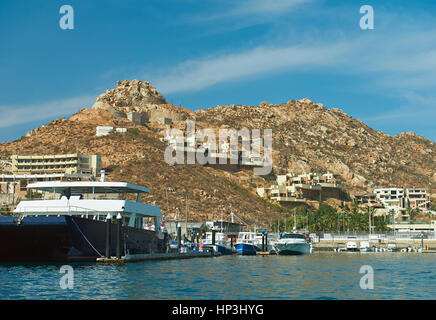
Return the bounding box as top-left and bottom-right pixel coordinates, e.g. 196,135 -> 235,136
1,80 -> 435,226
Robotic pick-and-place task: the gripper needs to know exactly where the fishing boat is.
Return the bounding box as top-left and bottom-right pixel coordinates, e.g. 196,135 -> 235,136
359,241 -> 373,252
0,181 -> 168,262
234,232 -> 259,255
273,232 -> 311,255
203,230 -> 233,255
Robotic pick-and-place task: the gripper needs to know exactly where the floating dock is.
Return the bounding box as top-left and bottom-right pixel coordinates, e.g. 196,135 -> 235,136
97,251 -> 221,263
256,251 -> 278,255
422,250 -> 436,254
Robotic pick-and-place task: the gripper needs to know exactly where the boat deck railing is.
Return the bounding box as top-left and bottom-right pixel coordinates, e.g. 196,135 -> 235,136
319,231 -> 435,241
14,204 -> 114,216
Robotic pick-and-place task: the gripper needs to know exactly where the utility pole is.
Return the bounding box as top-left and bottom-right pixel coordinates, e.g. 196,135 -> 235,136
166,189 -> 170,217
293,209 -> 297,232
185,192 -> 188,236
368,207 -> 372,235
306,209 -> 309,232
342,211 -> 345,233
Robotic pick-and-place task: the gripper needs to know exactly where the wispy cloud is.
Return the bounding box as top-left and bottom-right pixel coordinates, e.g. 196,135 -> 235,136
0,95 -> 96,128
364,92 -> 436,123
186,0 -> 314,32
153,26 -> 436,97
213,0 -> 312,18
154,42 -> 353,93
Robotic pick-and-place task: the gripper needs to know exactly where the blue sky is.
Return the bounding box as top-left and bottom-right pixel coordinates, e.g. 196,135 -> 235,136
0,0 -> 435,142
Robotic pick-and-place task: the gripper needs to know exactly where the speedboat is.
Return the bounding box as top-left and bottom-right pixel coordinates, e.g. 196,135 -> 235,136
273,232 -> 311,255
0,181 -> 168,262
359,241 -> 372,252
387,243 -> 397,252
235,232 -> 259,255
346,241 -> 359,252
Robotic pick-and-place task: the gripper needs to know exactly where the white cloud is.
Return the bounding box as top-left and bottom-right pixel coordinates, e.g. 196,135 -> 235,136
363,92 -> 436,124
0,95 -> 96,128
152,26 -> 436,98
154,42 -> 354,93
187,0 -> 313,31
220,0 -> 312,17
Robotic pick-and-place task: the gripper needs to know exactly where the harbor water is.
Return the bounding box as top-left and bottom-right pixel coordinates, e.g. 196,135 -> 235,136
0,252 -> 435,300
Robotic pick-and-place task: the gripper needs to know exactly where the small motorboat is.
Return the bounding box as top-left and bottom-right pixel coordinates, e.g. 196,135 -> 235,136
346,241 -> 359,252
359,241 -> 372,252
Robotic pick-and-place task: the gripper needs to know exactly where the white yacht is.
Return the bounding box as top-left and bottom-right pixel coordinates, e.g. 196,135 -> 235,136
273,232 -> 311,255
1,181 -> 168,262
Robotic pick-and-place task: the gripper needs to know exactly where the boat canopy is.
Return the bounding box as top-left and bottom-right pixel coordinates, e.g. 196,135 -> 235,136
26,181 -> 150,194
281,233 -> 306,239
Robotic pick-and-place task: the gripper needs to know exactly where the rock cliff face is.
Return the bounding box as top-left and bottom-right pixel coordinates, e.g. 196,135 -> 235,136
195,98 -> 436,194
1,80 -> 434,225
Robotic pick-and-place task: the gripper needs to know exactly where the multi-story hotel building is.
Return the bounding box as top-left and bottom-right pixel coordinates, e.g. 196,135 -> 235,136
11,153 -> 101,175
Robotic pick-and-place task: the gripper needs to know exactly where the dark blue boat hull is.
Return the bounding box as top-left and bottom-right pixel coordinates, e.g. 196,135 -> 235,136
0,216 -> 71,262
235,243 -> 258,255
0,216 -> 168,262
205,244 -> 233,255
65,216 -> 168,260
215,244 -> 234,255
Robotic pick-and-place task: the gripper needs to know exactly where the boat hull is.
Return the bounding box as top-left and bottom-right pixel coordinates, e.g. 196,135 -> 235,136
235,243 -> 258,255
0,215 -> 168,262
65,216 -> 168,261
0,216 -> 71,262
204,243 -> 233,255
275,242 -> 311,255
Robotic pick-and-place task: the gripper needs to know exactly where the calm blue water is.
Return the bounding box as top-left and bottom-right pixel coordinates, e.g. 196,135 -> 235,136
0,252 -> 435,300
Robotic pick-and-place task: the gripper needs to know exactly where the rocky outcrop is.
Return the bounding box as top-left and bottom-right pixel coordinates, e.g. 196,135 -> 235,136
92,80 -> 191,124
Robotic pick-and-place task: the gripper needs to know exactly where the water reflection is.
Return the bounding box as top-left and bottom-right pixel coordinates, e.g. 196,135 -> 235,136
0,252 -> 435,299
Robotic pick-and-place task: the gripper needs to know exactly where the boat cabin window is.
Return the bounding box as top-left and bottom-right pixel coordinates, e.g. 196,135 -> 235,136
135,217 -> 143,229
60,193 -> 83,200
282,233 -> 306,239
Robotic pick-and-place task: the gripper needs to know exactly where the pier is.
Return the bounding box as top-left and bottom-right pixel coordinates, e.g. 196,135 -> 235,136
97,251 -> 221,263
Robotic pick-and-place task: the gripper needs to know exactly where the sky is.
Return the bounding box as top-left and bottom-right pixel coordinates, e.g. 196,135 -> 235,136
0,0 -> 435,142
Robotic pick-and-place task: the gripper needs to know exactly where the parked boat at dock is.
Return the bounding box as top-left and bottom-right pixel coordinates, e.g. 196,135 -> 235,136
359,241 -> 372,252
235,232 -> 259,255
273,232 -> 311,255
346,241 -> 359,252
0,181 -> 168,262
387,243 -> 397,252
203,230 -> 233,255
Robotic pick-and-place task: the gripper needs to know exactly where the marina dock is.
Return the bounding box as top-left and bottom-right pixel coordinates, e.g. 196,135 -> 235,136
97,251 -> 221,263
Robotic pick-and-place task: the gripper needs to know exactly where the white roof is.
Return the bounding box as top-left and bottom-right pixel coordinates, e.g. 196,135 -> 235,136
26,181 -> 150,194
14,199 -> 162,218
